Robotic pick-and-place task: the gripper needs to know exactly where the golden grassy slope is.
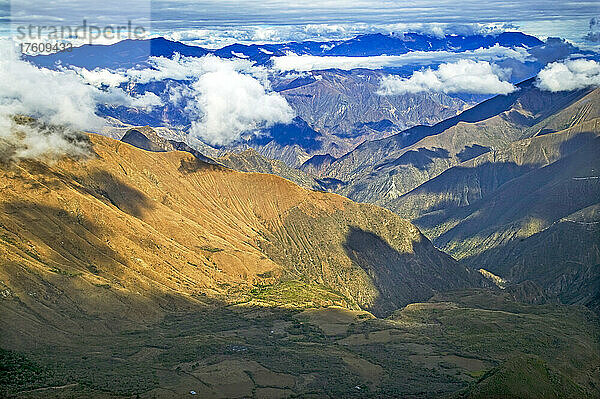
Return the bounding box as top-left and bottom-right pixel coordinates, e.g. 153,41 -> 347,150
0,133 -> 476,349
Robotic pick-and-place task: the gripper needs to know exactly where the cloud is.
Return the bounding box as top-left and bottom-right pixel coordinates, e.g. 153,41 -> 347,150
67,54 -> 294,146
0,39 -> 161,161
69,67 -> 129,88
378,60 -> 516,95
145,2 -> 594,47
69,53 -> 259,86
536,59 -> 600,92
159,22 -> 517,49
5,0 -> 594,50
0,117 -> 91,162
124,54 -> 264,84
0,40 -> 162,130
1,42 -> 104,131
1,38 -> 289,154
186,69 -> 294,145
584,17 -> 600,42
271,45 -> 531,71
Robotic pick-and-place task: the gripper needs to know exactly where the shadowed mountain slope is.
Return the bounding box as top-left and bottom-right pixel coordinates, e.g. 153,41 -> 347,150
404,128 -> 600,313
120,126 -> 218,165
314,85 -> 600,316
0,127 -> 598,399
299,153 -> 337,176
120,126 -> 331,190
217,148 -> 326,190
0,133 -> 479,356
29,32 -> 544,70
394,118 -> 600,218
323,83 -> 597,205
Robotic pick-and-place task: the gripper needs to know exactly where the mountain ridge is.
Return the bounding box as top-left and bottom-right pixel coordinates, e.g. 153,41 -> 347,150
29,32 -> 544,69
322,82 -> 597,206
0,132 -> 480,325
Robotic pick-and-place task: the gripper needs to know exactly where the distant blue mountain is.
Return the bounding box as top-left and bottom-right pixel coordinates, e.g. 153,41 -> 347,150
28,31 -> 544,70
24,31 -> 570,157
253,116 -> 323,151
28,37 -> 209,69
318,32 -> 543,56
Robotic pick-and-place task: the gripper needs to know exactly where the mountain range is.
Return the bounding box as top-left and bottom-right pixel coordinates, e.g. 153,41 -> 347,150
2,31 -> 599,398
105,52 -> 599,318
115,79 -> 600,317
2,125 -> 598,399
27,31 -> 591,169
312,82 -> 600,315
29,32 -> 544,69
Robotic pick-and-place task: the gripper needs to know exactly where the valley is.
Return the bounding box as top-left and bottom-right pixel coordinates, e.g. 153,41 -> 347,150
1,122 -> 598,399
1,19 -> 600,398
2,293 -> 599,398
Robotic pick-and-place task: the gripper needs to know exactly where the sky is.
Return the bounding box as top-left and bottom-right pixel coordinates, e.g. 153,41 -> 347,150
1,0 -> 599,48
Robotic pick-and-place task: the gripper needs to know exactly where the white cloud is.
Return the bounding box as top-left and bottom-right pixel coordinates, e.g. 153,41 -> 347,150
0,117 -> 91,162
186,69 -> 294,145
72,53 -> 271,89
132,54 -> 268,84
6,0 -> 594,49
0,40 -> 163,131
68,66 -> 129,88
0,42 -> 104,131
0,39 -> 162,161
271,44 -> 531,71
378,60 -> 516,95
0,45 -> 290,148
67,54 -> 294,146
158,23 -> 514,49
536,59 -> 600,92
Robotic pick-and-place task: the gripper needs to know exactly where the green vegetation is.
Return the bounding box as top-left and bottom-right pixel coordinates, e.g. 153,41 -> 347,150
468,370 -> 487,379
247,280 -> 349,308
48,267 -> 82,277
0,349 -> 60,396
92,283 -> 110,289
458,354 -> 587,399
2,290 -> 597,398
86,264 -> 100,274
199,245 -> 223,253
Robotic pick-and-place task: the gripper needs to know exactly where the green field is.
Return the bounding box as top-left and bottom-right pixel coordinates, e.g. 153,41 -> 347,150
1,289 -> 598,398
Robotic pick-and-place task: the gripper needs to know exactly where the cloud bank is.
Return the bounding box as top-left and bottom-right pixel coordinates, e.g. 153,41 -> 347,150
91,54 -> 268,86
160,22 -> 518,48
0,117 -> 92,162
0,41 -> 163,129
0,39 -> 164,161
378,60 -> 516,95
536,59 -> 600,92
0,37 -> 293,152
71,54 -> 294,145
271,45 -> 530,72
5,0 -> 594,53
